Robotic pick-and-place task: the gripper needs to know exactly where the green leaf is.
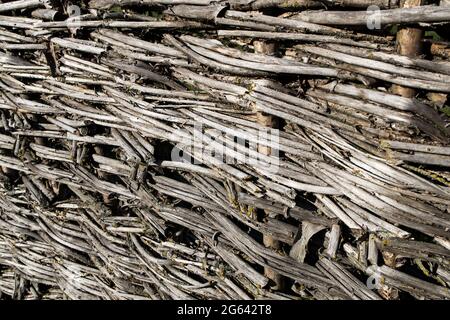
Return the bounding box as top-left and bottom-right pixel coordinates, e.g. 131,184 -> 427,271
389,25 -> 398,35
109,5 -> 122,13
441,106 -> 450,117
425,31 -> 442,41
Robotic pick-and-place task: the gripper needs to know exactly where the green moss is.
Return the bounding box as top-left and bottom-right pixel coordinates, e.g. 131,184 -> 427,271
109,5 -> 122,13
389,25 -> 398,35
145,10 -> 163,19
403,164 -> 450,187
379,140 -> 391,149
424,31 -> 442,42
441,106 -> 450,117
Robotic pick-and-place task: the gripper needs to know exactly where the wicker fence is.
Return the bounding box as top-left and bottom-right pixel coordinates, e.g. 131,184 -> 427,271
0,0 -> 449,300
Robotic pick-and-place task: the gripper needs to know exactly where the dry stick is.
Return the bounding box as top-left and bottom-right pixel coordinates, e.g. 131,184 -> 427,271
0,43 -> 47,50
31,9 -> 61,21
322,43 -> 450,76
0,28 -> 35,43
185,41 -> 339,77
294,4 -> 450,25
431,43 -> 450,59
217,30 -> 380,49
224,10 -> 391,44
181,35 -> 306,67
102,58 -> 184,90
317,82 -> 449,136
215,17 -> 277,31
109,48 -> 191,68
283,0 -> 399,8
295,45 -> 450,93
90,32 -> 147,53
252,39 -> 284,291
164,4 -> 227,22
36,20 -> 209,30
0,15 -> 40,29
0,0 -> 44,13
307,89 -> 446,140
89,0 -> 399,10
224,10 -> 349,35
50,38 -> 106,55
381,140 -> 450,155
88,0 -> 213,9
297,44 -> 450,83
367,265 -> 450,299
164,34 -> 269,76
97,29 -> 184,58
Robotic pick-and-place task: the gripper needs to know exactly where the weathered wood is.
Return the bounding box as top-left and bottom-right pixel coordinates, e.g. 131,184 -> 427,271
0,0 -> 44,13
165,4 -> 226,21
325,224 -> 340,259
0,0 -> 449,301
294,5 -> 450,25
367,265 -> 450,299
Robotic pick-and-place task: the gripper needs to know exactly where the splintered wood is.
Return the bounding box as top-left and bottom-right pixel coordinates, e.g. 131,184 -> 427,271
0,0 -> 449,300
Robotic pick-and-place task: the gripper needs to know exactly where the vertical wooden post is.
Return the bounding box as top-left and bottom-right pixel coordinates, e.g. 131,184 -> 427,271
253,39 -> 284,291
391,0 -> 424,98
